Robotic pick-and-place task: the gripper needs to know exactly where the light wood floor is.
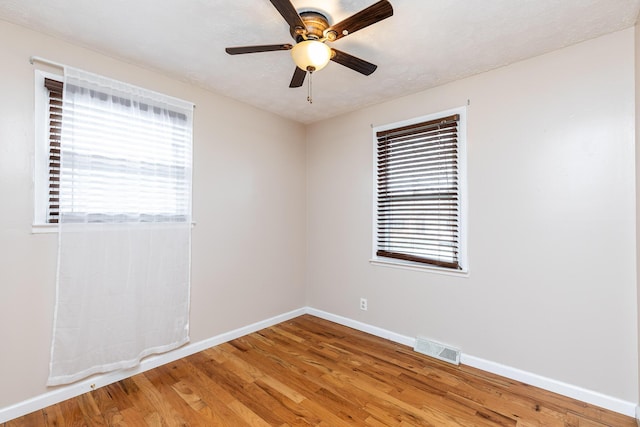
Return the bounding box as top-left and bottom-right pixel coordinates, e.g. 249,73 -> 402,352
4,315 -> 636,426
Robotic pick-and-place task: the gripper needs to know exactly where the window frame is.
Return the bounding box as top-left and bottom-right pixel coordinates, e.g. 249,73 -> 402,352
370,107 -> 469,275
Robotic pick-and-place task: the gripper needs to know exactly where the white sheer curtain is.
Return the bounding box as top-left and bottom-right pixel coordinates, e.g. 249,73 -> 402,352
47,67 -> 193,386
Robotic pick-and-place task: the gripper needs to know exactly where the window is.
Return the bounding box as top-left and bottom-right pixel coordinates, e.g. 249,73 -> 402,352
34,71 -> 193,227
40,67 -> 194,385
373,108 -> 466,272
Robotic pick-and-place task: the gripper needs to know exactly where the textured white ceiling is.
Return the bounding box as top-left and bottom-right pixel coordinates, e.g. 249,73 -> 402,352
1,0 -> 639,124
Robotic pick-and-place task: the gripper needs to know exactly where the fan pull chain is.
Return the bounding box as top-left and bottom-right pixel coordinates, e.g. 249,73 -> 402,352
307,70 -> 313,104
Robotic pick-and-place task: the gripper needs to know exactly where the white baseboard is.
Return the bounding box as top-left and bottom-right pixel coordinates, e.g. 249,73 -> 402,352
305,307 -> 415,347
306,307 -> 637,418
0,308 -> 305,424
460,354 -> 636,417
1,306 -> 636,422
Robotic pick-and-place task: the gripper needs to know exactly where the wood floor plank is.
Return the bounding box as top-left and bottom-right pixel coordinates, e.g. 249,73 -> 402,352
131,371 -> 188,426
3,410 -> 47,427
6,315 -> 636,426
179,355 -> 260,426
41,403 -> 66,427
57,397 -> 87,426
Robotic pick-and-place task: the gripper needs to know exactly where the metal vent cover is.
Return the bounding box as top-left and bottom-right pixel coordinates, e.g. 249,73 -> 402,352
414,336 -> 460,365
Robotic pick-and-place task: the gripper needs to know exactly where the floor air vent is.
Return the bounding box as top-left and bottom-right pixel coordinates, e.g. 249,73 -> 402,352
414,337 -> 460,365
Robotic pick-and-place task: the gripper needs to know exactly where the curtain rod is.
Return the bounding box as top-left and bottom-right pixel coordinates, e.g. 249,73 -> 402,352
29,55 -> 196,109
30,56 -> 65,69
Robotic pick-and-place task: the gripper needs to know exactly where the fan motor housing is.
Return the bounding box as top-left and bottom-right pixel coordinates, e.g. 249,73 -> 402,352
291,11 -> 330,41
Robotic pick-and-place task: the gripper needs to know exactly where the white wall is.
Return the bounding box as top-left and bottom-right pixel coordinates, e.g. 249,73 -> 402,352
306,28 -> 638,402
0,20 -> 307,408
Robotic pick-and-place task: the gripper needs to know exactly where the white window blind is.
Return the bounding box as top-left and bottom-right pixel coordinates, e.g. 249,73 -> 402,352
376,113 -> 461,270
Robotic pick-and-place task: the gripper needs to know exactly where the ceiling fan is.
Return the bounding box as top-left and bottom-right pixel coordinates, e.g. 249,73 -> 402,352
225,0 -> 393,96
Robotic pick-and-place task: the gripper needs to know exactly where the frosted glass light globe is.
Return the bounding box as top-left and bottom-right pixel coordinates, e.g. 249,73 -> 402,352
291,40 -> 332,72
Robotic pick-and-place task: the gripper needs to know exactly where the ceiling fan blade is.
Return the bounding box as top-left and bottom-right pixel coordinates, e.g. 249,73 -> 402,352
289,67 -> 307,88
269,0 -> 306,32
225,44 -> 292,55
325,0 -> 393,41
331,49 -> 377,75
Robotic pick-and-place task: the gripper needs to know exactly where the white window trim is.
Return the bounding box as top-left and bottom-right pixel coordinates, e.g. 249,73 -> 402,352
370,106 -> 469,275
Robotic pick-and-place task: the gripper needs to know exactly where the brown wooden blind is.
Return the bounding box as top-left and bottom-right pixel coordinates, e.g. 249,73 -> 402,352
44,78 -> 63,224
376,114 -> 461,269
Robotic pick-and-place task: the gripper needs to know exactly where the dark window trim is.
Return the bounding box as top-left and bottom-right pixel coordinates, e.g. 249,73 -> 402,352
44,78 -> 62,223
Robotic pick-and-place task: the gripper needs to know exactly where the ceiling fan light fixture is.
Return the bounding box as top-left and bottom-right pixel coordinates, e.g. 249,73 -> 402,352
291,40 -> 331,72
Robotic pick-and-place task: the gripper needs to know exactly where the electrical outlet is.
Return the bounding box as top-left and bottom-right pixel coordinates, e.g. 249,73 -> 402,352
360,298 -> 368,311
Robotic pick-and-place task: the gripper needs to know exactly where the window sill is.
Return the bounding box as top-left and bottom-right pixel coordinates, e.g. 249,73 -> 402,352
32,221 -> 197,234
369,257 -> 469,277
32,224 -> 58,234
